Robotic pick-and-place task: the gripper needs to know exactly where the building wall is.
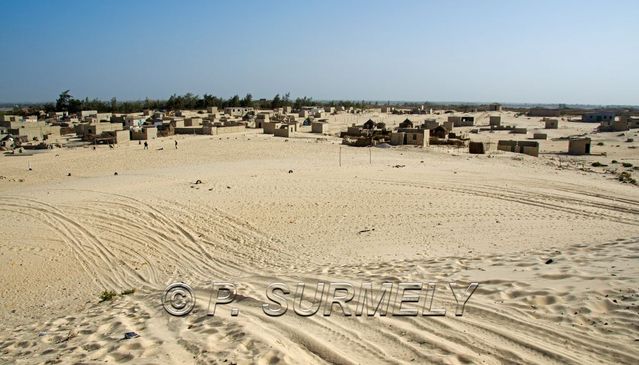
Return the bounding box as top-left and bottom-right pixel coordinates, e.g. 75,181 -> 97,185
568,138 -> 591,155
215,125 -> 246,135
497,140 -> 538,157
528,108 -> 561,117
442,121 -> 454,131
582,112 -> 615,123
423,119 -> 439,129
544,119 -> 559,129
311,122 -> 327,134
599,120 -> 629,132
390,132 -> 404,145
263,122 -> 281,134
115,130 -> 130,143
274,127 -> 291,138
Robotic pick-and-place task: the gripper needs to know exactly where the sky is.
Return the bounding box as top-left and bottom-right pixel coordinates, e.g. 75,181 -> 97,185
0,0 -> 637,105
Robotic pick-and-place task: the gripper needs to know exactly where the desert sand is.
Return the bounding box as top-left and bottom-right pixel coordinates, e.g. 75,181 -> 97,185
1,111 -> 639,364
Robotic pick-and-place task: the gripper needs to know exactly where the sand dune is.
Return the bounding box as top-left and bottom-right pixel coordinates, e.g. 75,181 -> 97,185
1,122 -> 638,364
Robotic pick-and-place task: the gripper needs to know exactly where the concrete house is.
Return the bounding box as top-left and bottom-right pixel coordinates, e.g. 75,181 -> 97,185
582,111 -> 615,123
544,119 -> 559,129
398,119 -> 414,129
599,118 -> 629,132
469,141 -> 489,154
255,113 -> 270,129
528,108 -> 561,117
431,125 -> 448,139
390,129 -> 429,147
362,119 -> 376,130
80,110 -> 98,119
621,115 -> 639,129
448,115 -> 474,127
262,121 -> 281,134
568,137 -> 591,155
95,113 -> 112,122
311,121 -> 328,134
125,116 -> 146,128
497,140 -> 539,157
184,117 -> 203,127
224,107 -> 254,116
274,124 -> 295,138
422,119 -> 439,130
489,103 -> 502,112
131,126 -> 157,140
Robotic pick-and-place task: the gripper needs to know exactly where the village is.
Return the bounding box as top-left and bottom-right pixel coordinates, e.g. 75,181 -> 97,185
2,102 -> 638,185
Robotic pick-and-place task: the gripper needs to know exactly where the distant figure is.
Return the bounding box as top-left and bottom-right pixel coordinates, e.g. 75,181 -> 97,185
175,140 -> 178,149
143,141 -> 148,150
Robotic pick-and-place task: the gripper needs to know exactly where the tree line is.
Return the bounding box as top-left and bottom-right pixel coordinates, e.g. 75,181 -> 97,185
3,91 -> 378,116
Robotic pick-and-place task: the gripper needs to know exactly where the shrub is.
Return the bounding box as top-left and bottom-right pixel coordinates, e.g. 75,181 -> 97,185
622,162 -> 633,168
99,290 -> 117,302
618,172 -> 637,185
591,162 -> 607,167
121,288 -> 136,295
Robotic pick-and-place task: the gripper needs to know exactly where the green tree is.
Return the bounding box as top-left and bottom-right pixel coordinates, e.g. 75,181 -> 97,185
227,94 -> 241,107
240,93 -> 253,107
55,90 -> 73,111
271,94 -> 282,109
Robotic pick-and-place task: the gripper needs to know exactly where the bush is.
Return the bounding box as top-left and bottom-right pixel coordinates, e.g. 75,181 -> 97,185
121,288 -> 136,295
591,162 -> 607,167
618,172 -> 637,185
612,160 -> 619,164
596,142 -> 604,146
99,290 -> 117,302
622,162 -> 633,168
627,138 -> 634,143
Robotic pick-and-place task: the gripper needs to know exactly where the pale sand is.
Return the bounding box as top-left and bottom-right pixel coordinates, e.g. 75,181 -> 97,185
1,112 -> 638,364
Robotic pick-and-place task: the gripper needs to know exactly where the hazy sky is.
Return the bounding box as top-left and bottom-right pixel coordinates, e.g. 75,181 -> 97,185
1,0 -> 637,104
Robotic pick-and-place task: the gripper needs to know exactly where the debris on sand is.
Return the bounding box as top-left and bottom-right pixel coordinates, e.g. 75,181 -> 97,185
123,332 -> 139,340
195,179 -> 203,184
392,165 -> 405,168
56,329 -> 77,343
545,258 -> 554,264
288,170 -> 294,174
